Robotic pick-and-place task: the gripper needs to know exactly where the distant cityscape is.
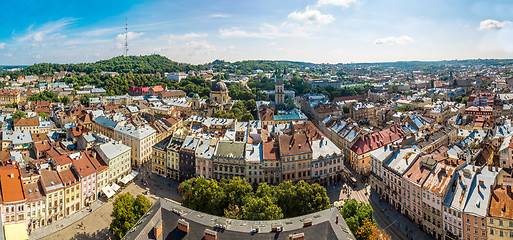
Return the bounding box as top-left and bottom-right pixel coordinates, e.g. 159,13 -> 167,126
0,56 -> 513,239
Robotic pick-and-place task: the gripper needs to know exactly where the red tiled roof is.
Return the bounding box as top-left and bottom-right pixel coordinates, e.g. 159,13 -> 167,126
32,133 -> 48,142
263,141 -> 279,161
57,169 -> 79,186
278,133 -> 312,156
292,121 -> 325,141
40,169 -> 64,192
350,125 -> 406,155
36,101 -> 51,107
490,185 -> 513,219
151,86 -> 165,92
72,153 -> 96,178
259,107 -> 274,121
129,86 -> 151,93
165,117 -> 178,126
35,107 -> 50,113
54,154 -> 72,166
160,90 -> 186,98
34,140 -> 52,152
14,118 -> 39,127
0,165 -> 26,203
85,151 -> 109,173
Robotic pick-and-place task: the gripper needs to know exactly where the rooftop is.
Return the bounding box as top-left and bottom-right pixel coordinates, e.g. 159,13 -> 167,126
97,142 -> 131,160
489,185 -> 513,220
278,133 -> 312,156
122,198 -> 355,240
0,165 -> 25,203
215,141 -> 246,159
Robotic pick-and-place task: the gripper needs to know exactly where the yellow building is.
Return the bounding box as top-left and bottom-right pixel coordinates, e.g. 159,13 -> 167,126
58,169 -> 81,217
0,89 -> 21,105
487,185 -> 513,239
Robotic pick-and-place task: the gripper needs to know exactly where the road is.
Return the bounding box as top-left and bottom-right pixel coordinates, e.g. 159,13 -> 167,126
370,197 -> 409,240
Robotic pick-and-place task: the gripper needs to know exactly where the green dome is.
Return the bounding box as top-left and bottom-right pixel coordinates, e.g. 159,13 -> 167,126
192,93 -> 200,99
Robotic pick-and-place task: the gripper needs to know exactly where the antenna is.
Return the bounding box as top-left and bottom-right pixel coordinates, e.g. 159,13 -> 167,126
125,17 -> 129,56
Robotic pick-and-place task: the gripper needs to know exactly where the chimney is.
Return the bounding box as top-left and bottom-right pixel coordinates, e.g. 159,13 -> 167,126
205,229 -> 217,240
177,219 -> 189,233
289,233 -> 305,240
303,218 -> 312,227
336,216 -> 339,224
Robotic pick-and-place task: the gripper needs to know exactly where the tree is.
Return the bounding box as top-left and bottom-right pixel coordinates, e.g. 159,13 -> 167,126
109,193 -> 152,240
355,219 -> 392,240
37,112 -> 49,120
12,111 -> 26,120
80,95 -> 90,107
340,200 -> 376,236
60,96 -> 70,105
241,196 -> 284,220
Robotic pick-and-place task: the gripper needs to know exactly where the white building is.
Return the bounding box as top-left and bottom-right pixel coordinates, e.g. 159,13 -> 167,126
114,124 -> 156,167
311,136 -> 343,185
167,72 -> 188,82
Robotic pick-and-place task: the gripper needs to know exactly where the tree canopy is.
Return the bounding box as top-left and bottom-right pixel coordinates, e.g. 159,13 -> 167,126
339,199 -> 389,240
178,177 -> 330,220
109,193 -> 152,240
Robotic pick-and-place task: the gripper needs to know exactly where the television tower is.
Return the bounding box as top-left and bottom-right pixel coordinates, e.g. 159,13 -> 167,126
124,17 -> 129,56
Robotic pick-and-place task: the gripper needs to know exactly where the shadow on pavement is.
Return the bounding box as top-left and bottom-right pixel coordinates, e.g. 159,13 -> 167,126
69,228 -> 111,240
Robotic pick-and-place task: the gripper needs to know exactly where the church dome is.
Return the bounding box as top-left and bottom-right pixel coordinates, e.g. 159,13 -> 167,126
211,81 -> 228,92
192,93 -> 200,99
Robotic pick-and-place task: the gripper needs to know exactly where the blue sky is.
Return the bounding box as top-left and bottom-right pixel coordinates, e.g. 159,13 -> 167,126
1,0 -> 513,65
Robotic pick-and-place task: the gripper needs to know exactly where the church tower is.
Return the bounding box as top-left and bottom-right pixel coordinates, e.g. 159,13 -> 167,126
275,69 -> 285,105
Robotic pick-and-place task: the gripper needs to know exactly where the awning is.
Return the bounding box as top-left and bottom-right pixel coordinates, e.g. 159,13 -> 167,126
120,174 -> 134,185
112,183 -> 121,192
131,170 -> 139,177
101,186 -> 115,199
4,222 -> 29,240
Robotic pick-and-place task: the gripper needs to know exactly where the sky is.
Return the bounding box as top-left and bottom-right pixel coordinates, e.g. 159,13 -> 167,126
1,0 -> 513,65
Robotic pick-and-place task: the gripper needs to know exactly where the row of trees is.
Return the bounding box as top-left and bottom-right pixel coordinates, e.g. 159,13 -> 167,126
178,177 -> 331,220
340,199 -> 391,240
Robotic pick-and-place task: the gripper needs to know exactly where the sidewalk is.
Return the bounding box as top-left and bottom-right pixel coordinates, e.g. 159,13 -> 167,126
369,191 -> 434,240
29,200 -> 106,240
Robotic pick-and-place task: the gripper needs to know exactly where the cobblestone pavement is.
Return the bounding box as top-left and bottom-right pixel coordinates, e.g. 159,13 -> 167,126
326,180 -> 370,204
370,190 -> 434,240
32,170 -> 182,240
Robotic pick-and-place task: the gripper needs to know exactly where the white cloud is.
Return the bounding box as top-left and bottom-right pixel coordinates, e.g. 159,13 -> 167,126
169,32 -> 207,40
219,22 -> 311,39
375,35 -> 414,45
219,28 -> 256,38
80,27 -> 120,37
116,31 -> 144,41
478,19 -> 509,30
0,42 -> 5,49
210,14 -> 230,18
3,53 -> 12,57
35,55 -> 41,59
185,40 -> 215,54
317,0 -> 356,7
288,7 -> 334,25
18,18 -> 76,43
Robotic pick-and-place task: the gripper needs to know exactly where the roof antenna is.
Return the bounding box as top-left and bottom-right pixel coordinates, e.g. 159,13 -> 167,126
125,17 -> 129,56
